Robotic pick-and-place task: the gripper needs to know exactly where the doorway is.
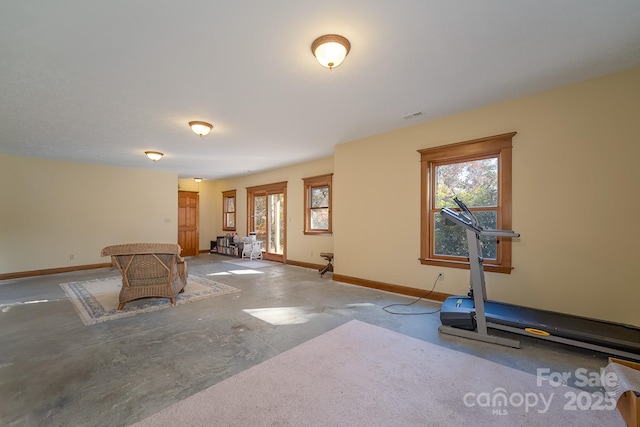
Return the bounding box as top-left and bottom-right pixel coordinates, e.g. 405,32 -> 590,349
178,191 -> 199,257
247,182 -> 286,262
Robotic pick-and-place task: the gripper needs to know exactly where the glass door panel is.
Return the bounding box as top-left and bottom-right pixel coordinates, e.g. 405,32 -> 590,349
268,193 -> 284,255
253,195 -> 267,244
247,183 -> 286,263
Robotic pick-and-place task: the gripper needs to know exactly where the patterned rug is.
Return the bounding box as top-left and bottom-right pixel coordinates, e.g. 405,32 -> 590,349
60,275 -> 240,326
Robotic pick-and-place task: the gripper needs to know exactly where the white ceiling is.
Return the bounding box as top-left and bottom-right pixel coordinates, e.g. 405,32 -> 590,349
2,1 -> 639,180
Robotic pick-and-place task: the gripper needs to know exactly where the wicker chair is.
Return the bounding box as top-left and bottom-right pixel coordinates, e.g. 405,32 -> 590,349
101,243 -> 187,310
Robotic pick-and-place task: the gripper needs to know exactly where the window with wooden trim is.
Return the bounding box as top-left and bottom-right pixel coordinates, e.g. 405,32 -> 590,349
418,132 -> 515,274
303,173 -> 333,235
222,190 -> 236,231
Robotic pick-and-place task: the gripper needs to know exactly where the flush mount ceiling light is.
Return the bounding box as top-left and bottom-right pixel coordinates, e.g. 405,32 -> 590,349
189,121 -> 213,137
311,34 -> 351,69
194,177 -> 203,183
145,151 -> 164,162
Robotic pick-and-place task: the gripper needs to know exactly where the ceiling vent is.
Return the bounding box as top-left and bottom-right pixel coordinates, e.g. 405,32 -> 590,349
402,111 -> 424,120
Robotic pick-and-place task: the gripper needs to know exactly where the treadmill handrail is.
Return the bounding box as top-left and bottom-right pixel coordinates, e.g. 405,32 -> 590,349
440,207 -> 520,238
454,197 -> 480,228
440,207 -> 481,233
480,229 -> 520,238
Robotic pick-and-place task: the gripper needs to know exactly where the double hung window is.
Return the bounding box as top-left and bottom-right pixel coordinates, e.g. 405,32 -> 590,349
222,190 -> 236,231
303,174 -> 332,235
418,132 -> 515,273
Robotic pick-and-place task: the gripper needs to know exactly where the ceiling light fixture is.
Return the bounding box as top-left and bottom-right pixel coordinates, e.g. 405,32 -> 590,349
189,121 -> 213,137
145,151 -> 164,162
311,34 -> 351,69
194,178 -> 203,183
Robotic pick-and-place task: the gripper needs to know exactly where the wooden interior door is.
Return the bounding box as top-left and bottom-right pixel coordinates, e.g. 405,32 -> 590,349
178,191 -> 199,257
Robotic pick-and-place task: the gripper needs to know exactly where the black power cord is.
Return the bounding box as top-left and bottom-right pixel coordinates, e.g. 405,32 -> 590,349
382,273 -> 441,315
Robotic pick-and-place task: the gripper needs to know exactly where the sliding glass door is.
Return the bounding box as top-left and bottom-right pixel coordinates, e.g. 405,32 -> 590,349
247,182 -> 286,262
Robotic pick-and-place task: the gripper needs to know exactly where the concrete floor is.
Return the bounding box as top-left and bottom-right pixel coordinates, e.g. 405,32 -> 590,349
0,254 -> 614,426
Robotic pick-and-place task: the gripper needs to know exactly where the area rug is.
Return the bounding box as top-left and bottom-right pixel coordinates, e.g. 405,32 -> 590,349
222,259 -> 281,269
132,320 -> 624,426
60,275 -> 239,326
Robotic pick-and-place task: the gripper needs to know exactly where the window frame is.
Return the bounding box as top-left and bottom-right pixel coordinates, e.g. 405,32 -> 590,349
418,132 -> 516,274
303,173 -> 333,235
222,190 -> 236,231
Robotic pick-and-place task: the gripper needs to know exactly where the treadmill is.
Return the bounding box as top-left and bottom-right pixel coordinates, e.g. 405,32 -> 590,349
438,197 -> 640,361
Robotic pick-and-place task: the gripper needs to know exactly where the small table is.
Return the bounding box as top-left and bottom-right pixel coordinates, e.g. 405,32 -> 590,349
319,252 -> 333,277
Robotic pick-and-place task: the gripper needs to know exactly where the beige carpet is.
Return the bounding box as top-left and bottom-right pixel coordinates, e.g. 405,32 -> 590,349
60,275 -> 239,326
132,320 -> 625,427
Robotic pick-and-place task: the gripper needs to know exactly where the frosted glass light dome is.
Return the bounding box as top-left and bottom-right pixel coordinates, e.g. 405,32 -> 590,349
189,121 -> 213,137
311,35 -> 351,69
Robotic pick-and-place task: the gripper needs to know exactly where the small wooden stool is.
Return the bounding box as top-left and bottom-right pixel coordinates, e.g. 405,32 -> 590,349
319,252 -> 333,277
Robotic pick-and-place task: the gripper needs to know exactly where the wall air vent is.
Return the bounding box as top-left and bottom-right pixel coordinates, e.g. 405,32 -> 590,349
402,111 -> 424,120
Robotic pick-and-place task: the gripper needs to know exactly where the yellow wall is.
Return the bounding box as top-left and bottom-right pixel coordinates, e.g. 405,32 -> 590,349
334,66 -> 640,326
206,157 -> 334,264
0,156 -> 178,274
2,67 -> 638,327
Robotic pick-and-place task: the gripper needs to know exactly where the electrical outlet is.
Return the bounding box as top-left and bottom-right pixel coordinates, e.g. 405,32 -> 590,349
438,272 -> 444,281
69,254 -> 75,260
